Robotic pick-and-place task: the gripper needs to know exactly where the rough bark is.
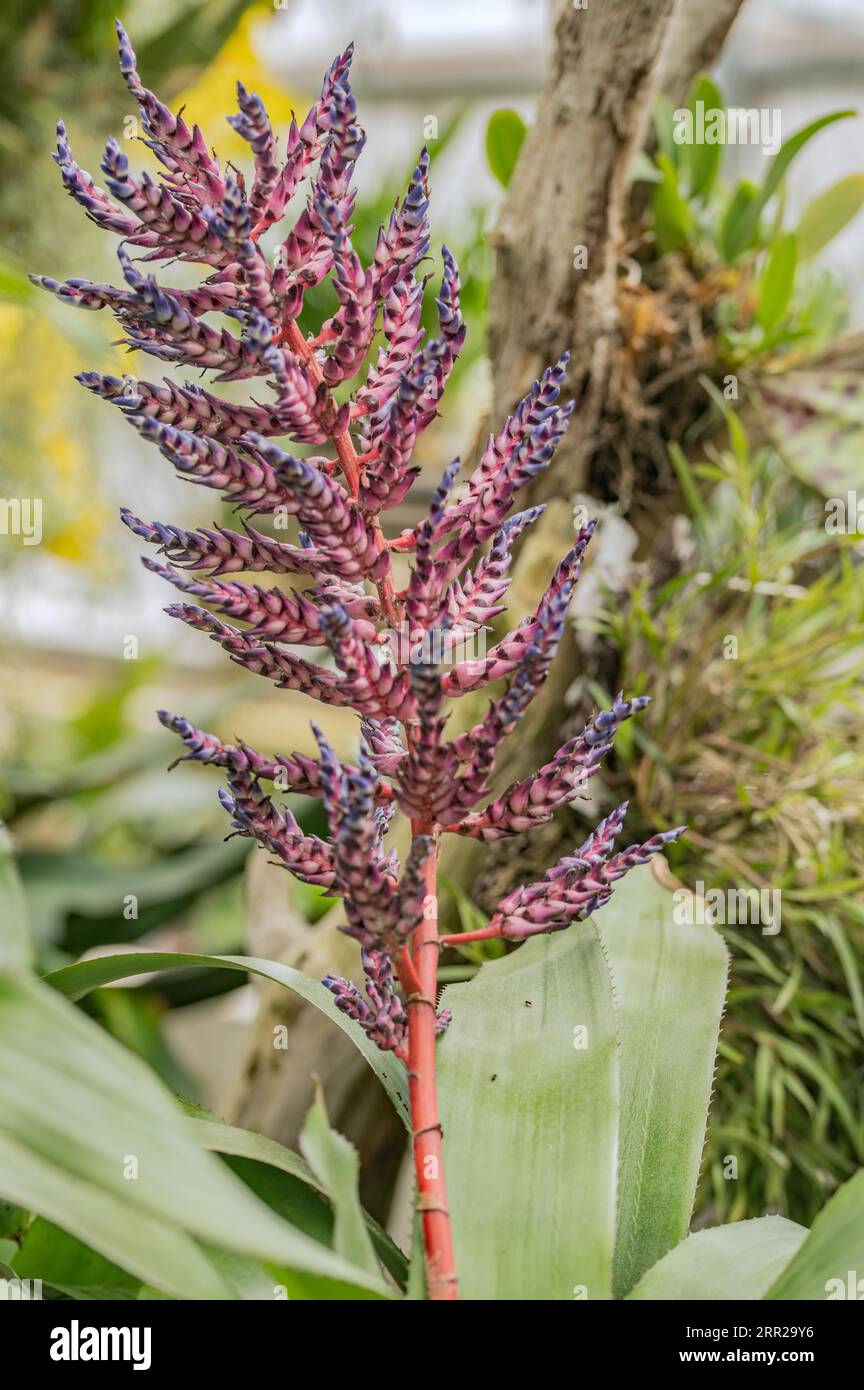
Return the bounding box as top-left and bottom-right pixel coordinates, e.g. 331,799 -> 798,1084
488,0 -> 678,495
655,0 -> 746,112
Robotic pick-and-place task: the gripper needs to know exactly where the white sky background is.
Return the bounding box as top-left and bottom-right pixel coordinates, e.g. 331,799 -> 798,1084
11,0 -> 864,658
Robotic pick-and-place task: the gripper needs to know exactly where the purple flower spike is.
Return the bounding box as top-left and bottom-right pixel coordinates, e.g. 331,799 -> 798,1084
43,28 -> 682,1092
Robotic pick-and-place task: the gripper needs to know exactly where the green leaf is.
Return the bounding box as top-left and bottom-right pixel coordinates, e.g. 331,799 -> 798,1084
0,1131 -> 230,1299
755,234 -> 798,331
185,1116 -> 408,1291
43,951 -> 409,1124
630,151 -> 661,185
653,93 -> 680,169
0,259 -> 35,306
300,1088 -> 380,1278
438,925 -> 619,1299
796,174 -> 864,259
0,825 -> 32,972
765,1169 -> 864,1298
627,1217 -> 808,1300
596,867 -> 728,1297
0,970 -> 389,1297
485,109 -> 527,188
684,75 -> 724,199
12,1219 -> 141,1300
725,111 -> 856,261
651,156 -> 695,255
719,180 -> 760,263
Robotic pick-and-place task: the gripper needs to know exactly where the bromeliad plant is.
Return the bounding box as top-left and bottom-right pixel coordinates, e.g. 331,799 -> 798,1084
32,24 -> 684,1299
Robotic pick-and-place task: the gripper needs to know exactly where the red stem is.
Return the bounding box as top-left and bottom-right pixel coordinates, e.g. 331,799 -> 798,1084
395,825 -> 459,1300
282,315 -> 459,1299
439,925 -> 502,945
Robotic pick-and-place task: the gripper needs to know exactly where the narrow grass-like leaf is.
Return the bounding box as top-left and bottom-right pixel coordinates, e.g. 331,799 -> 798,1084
438,926 -> 619,1300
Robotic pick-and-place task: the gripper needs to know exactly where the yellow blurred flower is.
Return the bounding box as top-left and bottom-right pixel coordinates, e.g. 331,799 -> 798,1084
172,5 -> 304,163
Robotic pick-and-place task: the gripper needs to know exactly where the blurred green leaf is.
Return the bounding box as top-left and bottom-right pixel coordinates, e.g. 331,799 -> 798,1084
756,372 -> 864,497
684,75 -> 724,199
631,151 -> 662,184
0,969 -> 390,1297
651,155 -> 694,254
719,180 -> 759,263
485,108 -> 527,188
0,259 -> 35,305
653,93 -> 680,169
0,824 -> 32,972
756,233 -> 797,331
796,174 -> 864,259
725,111 -> 856,262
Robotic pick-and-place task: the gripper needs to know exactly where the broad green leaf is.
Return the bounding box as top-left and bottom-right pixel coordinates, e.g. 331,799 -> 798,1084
486,109 -> 527,188
755,234 -> 797,331
596,867 -> 728,1297
44,951 -> 409,1124
651,155 -> 694,254
0,971 -> 389,1297
765,1169 -> 864,1299
0,1132 -> 230,1299
796,174 -> 864,259
627,1217 -> 807,1300
12,1219 -> 141,1300
300,1089 -> 380,1278
438,925 -> 618,1300
725,111 -> 856,261
684,75 -> 724,199
0,826 -> 32,972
